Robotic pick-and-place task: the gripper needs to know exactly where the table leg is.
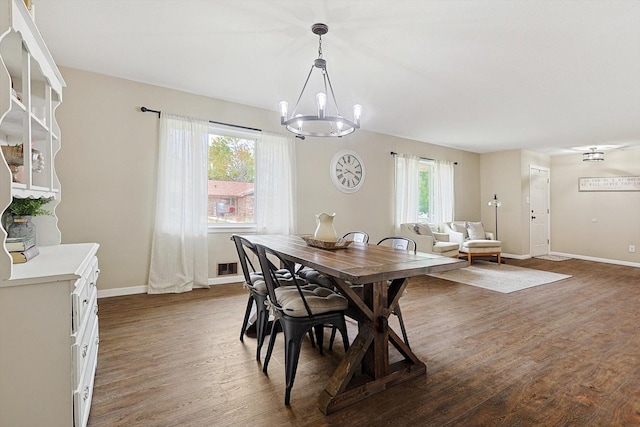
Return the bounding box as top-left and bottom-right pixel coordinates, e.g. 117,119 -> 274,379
318,279 -> 427,414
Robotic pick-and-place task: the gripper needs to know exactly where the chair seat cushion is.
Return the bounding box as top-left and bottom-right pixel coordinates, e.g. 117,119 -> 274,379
275,284 -> 348,317
252,275 -> 300,295
433,241 -> 459,254
460,240 -> 501,253
462,239 -> 501,248
296,268 -> 334,288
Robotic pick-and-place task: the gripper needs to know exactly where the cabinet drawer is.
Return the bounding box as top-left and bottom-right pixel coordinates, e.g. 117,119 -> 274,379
73,339 -> 98,427
72,311 -> 99,387
72,257 -> 99,334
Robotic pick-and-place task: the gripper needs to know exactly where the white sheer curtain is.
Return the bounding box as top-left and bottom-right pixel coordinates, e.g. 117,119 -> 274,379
255,132 -> 296,234
148,113 -> 210,294
393,154 -> 421,232
431,160 -> 455,229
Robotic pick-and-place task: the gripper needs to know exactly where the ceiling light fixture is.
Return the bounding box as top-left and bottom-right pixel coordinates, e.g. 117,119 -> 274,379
583,148 -> 604,162
279,23 -> 361,139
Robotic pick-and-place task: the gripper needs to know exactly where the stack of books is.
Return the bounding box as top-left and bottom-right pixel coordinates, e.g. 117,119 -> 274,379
5,236 -> 39,264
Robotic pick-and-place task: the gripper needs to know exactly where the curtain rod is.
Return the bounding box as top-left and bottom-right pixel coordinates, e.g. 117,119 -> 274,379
140,106 -> 262,132
390,151 -> 458,165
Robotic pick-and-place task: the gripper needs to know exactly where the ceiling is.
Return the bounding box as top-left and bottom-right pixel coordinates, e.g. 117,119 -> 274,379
32,0 -> 640,155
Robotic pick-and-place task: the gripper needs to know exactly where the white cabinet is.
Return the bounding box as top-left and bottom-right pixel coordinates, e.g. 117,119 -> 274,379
0,243 -> 100,427
1,0 -> 65,280
0,2 -> 100,426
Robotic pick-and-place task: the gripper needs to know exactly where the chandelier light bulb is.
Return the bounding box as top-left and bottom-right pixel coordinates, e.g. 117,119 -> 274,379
316,92 -> 327,118
279,101 -> 288,119
336,117 -> 344,130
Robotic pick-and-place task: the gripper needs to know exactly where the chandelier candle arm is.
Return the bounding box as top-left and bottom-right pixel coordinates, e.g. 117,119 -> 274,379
279,23 -> 362,138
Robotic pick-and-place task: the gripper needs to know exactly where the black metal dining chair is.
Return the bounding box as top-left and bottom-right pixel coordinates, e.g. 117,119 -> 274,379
256,243 -> 350,405
376,236 -> 417,252
342,231 -> 369,244
231,234 -> 295,361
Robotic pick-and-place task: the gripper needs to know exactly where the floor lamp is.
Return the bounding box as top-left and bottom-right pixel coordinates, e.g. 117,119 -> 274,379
487,194 -> 502,240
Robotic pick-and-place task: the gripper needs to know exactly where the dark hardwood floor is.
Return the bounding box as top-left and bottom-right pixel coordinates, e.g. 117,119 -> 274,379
88,258 -> 640,426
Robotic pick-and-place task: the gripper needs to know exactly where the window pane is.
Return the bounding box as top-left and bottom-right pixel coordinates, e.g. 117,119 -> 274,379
418,161 -> 432,222
208,133 -> 255,224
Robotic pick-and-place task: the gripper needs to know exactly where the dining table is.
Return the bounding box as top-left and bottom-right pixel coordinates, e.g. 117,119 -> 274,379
240,234 -> 467,414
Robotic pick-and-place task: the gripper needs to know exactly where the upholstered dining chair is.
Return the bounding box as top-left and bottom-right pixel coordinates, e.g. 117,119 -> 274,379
256,243 -> 350,405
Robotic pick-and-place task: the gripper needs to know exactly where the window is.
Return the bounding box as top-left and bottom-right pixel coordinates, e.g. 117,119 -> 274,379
207,126 -> 257,227
418,160 -> 433,222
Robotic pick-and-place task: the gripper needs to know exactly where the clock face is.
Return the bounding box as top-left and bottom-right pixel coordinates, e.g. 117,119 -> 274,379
330,150 -> 365,193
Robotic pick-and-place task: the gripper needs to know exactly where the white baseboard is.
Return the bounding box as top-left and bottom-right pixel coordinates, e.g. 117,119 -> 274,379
98,286 -> 147,299
550,252 -> 640,268
97,275 -> 244,299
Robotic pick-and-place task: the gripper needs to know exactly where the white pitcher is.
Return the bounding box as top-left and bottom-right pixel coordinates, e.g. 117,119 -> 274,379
314,212 -> 337,242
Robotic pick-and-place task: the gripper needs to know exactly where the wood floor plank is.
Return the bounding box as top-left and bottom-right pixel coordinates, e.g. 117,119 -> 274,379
88,258 -> 640,426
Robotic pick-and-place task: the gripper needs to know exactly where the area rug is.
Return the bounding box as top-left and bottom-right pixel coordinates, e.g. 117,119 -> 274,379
429,261 -> 571,293
535,254 -> 572,261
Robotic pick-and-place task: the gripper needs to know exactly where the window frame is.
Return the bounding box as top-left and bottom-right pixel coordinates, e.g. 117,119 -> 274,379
207,124 -> 259,234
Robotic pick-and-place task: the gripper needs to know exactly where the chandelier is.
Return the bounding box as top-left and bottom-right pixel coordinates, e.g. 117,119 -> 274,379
583,147 -> 604,162
279,23 -> 362,139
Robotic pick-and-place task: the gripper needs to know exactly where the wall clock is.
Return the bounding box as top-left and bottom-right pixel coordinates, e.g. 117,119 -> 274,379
330,150 -> 365,193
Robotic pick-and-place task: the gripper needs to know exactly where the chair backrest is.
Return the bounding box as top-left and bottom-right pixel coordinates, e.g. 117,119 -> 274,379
342,231 -> 369,244
255,243 -> 314,317
231,234 -> 259,285
376,236 -> 417,253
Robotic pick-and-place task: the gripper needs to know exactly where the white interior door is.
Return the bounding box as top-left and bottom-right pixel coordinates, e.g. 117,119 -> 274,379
530,166 -> 550,257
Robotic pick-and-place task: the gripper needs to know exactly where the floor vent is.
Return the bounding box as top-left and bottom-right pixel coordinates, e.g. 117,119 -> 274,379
217,262 -> 238,276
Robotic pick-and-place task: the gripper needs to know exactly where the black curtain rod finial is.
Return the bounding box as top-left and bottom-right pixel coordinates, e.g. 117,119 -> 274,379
141,106 -> 161,117
140,105 -> 262,132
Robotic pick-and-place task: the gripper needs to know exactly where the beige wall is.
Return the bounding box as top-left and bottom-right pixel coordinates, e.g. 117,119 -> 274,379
480,149 -> 552,256
550,149 -> 640,263
56,67 -> 481,291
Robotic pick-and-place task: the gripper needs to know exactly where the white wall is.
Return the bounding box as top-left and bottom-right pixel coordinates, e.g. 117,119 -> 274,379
56,67 -> 482,292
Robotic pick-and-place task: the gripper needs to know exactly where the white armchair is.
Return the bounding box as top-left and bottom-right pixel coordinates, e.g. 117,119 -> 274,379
399,223 -> 459,257
444,221 -> 501,265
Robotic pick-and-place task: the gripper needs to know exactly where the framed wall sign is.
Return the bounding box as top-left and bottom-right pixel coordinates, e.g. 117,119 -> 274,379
578,176 -> 640,192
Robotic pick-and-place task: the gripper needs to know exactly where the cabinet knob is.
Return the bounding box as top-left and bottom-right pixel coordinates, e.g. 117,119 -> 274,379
83,386 -> 90,401
82,344 -> 88,358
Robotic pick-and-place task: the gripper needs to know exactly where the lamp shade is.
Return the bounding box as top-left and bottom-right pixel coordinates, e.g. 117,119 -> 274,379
583,150 -> 604,161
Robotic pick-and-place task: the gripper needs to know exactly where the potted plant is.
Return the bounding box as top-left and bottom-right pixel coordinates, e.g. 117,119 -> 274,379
6,197 -> 53,239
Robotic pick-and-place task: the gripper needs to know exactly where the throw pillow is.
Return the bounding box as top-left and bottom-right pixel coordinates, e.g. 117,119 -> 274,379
465,221 -> 486,240
413,223 -> 435,239
450,222 -> 468,239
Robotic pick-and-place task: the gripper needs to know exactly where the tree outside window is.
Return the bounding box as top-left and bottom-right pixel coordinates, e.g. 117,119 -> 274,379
208,133 -> 256,225
418,160 -> 432,222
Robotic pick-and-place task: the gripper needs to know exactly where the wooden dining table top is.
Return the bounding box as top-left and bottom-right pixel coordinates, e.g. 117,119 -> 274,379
240,234 -> 467,284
